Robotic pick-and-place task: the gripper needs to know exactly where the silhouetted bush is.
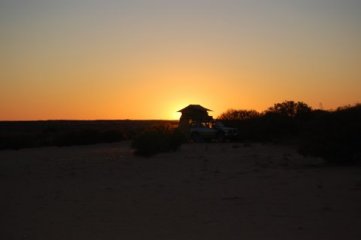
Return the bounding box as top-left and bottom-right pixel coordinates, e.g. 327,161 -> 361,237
299,104 -> 361,165
262,101 -> 312,138
131,127 -> 186,157
265,101 -> 312,119
218,109 -> 266,141
218,109 -> 261,121
217,101 -> 314,142
218,102 -> 361,164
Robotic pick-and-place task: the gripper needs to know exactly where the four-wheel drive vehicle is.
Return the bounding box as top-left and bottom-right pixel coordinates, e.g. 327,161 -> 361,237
190,121 -> 238,142
212,121 -> 238,140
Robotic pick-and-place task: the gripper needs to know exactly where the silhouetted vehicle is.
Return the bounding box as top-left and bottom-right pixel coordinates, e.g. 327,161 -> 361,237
177,104 -> 237,142
190,121 -> 238,142
212,121 -> 238,140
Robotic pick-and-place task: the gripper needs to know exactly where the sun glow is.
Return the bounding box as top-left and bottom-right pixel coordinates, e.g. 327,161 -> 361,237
169,111 -> 181,120
165,101 -> 191,120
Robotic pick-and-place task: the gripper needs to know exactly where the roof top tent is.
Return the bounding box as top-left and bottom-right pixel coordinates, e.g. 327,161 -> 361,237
177,104 -> 213,131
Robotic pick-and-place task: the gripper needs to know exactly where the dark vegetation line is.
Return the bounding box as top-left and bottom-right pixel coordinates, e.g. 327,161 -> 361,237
132,101 -> 361,164
217,101 -> 361,165
1,101 -> 360,165
0,120 -> 178,150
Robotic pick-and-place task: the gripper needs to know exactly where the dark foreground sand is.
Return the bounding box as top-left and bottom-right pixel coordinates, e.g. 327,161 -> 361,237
1,142 -> 361,240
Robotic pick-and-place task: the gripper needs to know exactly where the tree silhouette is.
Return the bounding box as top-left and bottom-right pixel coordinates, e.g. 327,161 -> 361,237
218,109 -> 260,121
265,101 -> 312,118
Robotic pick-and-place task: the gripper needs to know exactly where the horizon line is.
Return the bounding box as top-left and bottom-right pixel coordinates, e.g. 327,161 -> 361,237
0,119 -> 180,122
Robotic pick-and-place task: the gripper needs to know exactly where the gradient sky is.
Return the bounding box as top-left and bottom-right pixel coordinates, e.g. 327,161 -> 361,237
1,0 -> 360,120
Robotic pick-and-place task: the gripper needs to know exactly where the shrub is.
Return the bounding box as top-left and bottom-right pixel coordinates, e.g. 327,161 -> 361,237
218,109 -> 261,121
265,100 -> 312,119
217,101 -> 313,142
299,104 -> 361,165
131,127 -> 186,157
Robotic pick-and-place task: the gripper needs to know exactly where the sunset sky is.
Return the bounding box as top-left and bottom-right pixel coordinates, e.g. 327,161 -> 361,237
1,0 -> 360,120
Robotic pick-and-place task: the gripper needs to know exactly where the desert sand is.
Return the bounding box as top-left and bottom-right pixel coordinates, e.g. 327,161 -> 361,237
1,142 -> 361,240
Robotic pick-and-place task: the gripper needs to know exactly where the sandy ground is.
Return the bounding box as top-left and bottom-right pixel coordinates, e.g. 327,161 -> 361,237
1,142 -> 361,240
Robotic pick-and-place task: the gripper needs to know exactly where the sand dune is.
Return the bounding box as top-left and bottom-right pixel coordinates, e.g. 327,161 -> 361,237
1,142 -> 361,240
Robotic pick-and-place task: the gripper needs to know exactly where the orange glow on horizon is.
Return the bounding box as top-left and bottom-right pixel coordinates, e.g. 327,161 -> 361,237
0,1 -> 360,120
